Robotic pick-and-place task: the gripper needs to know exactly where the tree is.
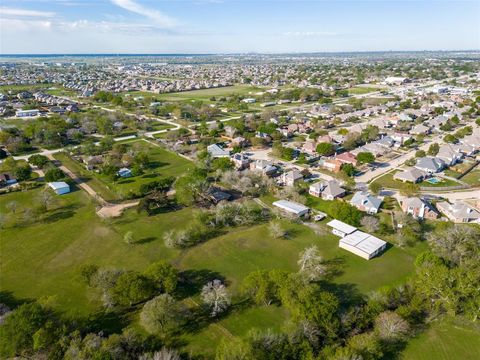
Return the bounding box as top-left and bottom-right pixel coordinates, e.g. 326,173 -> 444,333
140,348 -> 181,360
427,225 -> 480,266
111,271 -> 156,306
298,246 -> 327,282
37,190 -> 55,212
374,311 -> 409,342
341,163 -> 356,177
443,134 -> 457,143
331,201 -> 363,226
44,168 -> 65,182
241,270 -> 277,306
396,213 -> 422,247
316,142 -> 335,156
212,157 -> 234,172
0,302 -> 49,357
357,152 -> 375,164
14,164 -> 32,181
144,261 -> 178,293
368,182 -> 382,196
6,201 -> 19,215
415,150 -> 426,158
361,216 -> 380,233
28,154 -> 49,168
268,221 -> 286,239
139,294 -> 183,336
201,279 -> 231,317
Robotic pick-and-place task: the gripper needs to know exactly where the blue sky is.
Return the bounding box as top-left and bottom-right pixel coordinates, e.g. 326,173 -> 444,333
0,0 -> 478,54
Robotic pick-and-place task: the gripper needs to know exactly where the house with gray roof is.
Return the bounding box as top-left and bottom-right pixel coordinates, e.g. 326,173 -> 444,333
309,180 -> 345,200
400,197 -> 439,220
350,191 -> 383,214
207,143 -> 231,158
394,168 -> 428,183
437,144 -> 463,166
414,157 -> 445,174
436,201 -> 480,223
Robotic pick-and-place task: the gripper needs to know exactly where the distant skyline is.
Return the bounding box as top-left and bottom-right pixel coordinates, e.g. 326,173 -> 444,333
1,0 -> 479,54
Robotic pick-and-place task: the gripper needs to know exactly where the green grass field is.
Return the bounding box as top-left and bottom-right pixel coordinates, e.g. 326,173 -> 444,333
461,169 -> 480,186
401,317 -> 480,360
348,87 -> 382,95
145,85 -> 264,102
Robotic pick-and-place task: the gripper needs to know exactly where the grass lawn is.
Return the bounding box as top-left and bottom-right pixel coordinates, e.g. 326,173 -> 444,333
55,140 -> 193,201
401,317 -> 480,360
370,170 -> 401,189
419,177 -> 460,188
461,169 -> 480,186
0,188 -> 193,317
348,87 -> 382,95
152,85 -> 264,102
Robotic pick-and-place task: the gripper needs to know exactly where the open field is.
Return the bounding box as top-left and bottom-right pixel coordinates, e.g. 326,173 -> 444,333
401,317 -> 480,360
54,140 -> 193,201
1,184 -> 421,356
461,169 -> 480,186
348,87 -> 382,95
0,83 -> 54,92
129,85 -> 265,102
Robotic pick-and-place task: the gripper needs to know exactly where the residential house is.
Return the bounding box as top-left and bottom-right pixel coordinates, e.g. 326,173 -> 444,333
350,191 -> 383,214
282,169 -> 303,186
437,144 -> 463,166
309,180 -> 345,200
336,152 -> 357,166
393,168 -> 428,183
410,124 -> 431,136
0,173 -> 17,187
250,160 -> 277,176
436,201 -> 480,223
414,157 -> 445,174
207,144 -> 231,158
231,153 -> 251,170
320,158 -> 342,173
400,197 -> 439,220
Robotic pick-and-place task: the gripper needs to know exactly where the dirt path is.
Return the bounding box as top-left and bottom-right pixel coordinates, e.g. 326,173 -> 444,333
47,153 -> 138,217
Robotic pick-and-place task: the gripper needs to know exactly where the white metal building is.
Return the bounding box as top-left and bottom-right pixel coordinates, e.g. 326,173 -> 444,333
339,231 -> 387,260
272,200 -> 310,217
48,182 -> 70,195
326,219 -> 357,238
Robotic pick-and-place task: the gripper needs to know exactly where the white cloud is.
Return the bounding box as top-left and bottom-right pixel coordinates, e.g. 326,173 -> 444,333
110,0 -> 177,28
0,7 -> 55,18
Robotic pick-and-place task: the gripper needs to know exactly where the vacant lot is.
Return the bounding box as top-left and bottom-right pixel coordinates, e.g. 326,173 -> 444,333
401,317 -> 480,360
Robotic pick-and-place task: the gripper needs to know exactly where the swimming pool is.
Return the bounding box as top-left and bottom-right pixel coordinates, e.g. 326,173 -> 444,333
426,177 -> 441,184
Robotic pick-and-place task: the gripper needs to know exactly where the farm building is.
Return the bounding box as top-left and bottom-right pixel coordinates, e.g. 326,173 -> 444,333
272,200 -> 310,217
48,182 -> 70,195
339,231 -> 387,260
326,219 -> 357,238
327,219 -> 387,260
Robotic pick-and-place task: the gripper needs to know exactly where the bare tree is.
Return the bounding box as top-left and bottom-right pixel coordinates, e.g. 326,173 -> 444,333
374,311 -> 409,341
298,245 -> 327,282
38,190 -> 55,212
201,279 -> 231,317
427,225 -> 480,265
6,201 -> 19,215
269,221 -> 286,239
360,216 -> 379,233
139,348 -> 181,360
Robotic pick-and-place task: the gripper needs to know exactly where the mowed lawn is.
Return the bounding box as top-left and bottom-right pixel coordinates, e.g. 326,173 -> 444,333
179,220 -> 416,294
55,140 -> 193,201
401,317 -> 480,360
152,85 -> 264,102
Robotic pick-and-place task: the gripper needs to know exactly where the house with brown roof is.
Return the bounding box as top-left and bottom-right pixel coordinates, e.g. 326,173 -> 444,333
400,197 -> 439,220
